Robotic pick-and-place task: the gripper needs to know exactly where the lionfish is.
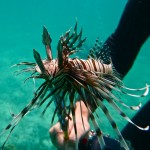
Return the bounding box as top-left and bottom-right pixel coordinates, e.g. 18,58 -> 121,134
0,22 -> 149,150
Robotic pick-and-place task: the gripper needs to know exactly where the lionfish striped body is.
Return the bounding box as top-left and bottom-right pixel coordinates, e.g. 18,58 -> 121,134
1,22 -> 149,150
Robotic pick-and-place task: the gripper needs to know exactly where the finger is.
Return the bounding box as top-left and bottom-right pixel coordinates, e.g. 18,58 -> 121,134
65,140 -> 76,150
49,122 -> 66,149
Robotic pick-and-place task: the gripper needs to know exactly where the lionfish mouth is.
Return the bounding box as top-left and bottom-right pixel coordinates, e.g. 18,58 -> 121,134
0,22 -> 149,150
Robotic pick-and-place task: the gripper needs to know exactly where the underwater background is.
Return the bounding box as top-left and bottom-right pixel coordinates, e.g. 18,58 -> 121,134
0,0 -> 150,149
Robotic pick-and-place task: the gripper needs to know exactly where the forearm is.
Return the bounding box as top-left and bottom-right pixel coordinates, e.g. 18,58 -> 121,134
49,101 -> 90,150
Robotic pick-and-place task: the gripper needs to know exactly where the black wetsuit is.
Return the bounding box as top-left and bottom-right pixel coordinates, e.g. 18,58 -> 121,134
106,0 -> 150,77
103,0 -> 150,149
79,0 -> 150,150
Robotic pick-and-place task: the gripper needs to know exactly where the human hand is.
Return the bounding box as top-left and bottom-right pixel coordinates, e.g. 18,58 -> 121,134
49,101 -> 90,150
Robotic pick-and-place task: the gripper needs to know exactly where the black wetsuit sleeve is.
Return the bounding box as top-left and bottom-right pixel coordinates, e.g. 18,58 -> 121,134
121,100 -> 150,150
104,1 -> 150,150
105,0 -> 150,77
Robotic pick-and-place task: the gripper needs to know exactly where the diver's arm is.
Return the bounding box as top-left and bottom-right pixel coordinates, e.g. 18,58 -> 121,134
104,0 -> 150,149
121,100 -> 150,150
49,101 -> 90,150
104,0 -> 150,76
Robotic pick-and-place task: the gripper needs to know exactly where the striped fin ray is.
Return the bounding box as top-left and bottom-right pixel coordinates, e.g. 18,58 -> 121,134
81,84 -> 129,149
96,99 -> 129,150
70,67 -> 149,148
82,87 -> 107,149
84,86 -> 100,111
93,73 -> 148,110
66,68 -> 130,149
76,70 -> 148,131
120,84 -> 149,97
39,75 -> 69,116
103,84 -> 142,111
12,61 -> 36,77
0,81 -> 49,149
69,88 -> 78,150
99,76 -> 149,98
93,83 -> 149,131
89,111 -> 106,149
1,80 -> 48,134
89,37 -> 111,64
88,37 -> 103,59
37,74 -> 67,108
40,98 -> 53,116
66,74 -> 107,150
120,84 -> 150,91
11,62 -> 36,67
54,95 -> 70,140
64,75 -> 86,133
96,76 -> 143,110
14,68 -> 36,76
38,79 -> 67,107
96,43 -> 111,64
71,58 -> 113,74
24,75 -> 47,83
104,79 -> 149,98
79,100 -> 86,131
38,73 -> 73,139
48,107 -> 58,129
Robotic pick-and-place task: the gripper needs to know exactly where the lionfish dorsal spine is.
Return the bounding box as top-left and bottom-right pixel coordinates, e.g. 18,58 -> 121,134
57,39 -> 64,69
42,26 -> 52,61
33,49 -> 47,74
57,22 -> 86,69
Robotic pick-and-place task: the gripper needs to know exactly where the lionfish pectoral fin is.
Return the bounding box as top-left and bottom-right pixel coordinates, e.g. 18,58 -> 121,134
66,75 -> 106,150
11,62 -> 36,67
67,71 -> 129,149
0,82 -> 48,149
69,90 -> 78,150
9,108 -> 16,118
42,26 -> 52,61
33,49 -> 47,74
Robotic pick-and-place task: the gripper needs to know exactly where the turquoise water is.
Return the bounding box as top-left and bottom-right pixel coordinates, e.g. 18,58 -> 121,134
0,0 -> 150,149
